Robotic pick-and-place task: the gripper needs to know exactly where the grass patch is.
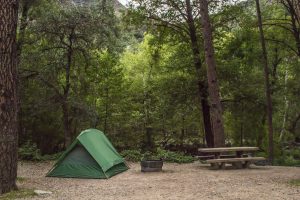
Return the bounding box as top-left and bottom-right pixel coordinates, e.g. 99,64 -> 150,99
0,189 -> 36,200
16,177 -> 26,183
290,179 -> 300,186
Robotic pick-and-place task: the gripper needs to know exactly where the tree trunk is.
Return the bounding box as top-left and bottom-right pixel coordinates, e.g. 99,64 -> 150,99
279,67 -> 289,141
17,0 -> 31,143
180,115 -> 185,148
255,0 -> 274,164
199,0 -> 225,147
62,102 -> 71,148
201,96 -> 214,147
185,0 -> 214,147
0,0 -> 19,194
104,83 -> 109,133
62,33 -> 74,148
257,113 -> 266,149
17,0 -> 30,60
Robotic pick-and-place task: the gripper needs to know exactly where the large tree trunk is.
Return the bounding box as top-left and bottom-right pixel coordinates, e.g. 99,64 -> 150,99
0,0 -> 19,194
255,0 -> 274,164
185,0 -> 214,147
201,94 -> 214,147
199,0 -> 225,147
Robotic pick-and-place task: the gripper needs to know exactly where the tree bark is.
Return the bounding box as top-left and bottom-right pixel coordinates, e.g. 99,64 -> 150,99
62,32 -> 74,147
201,96 -> 214,147
199,0 -> 225,147
185,0 -> 214,147
0,0 -> 19,194
255,0 -> 274,164
62,101 -> 71,148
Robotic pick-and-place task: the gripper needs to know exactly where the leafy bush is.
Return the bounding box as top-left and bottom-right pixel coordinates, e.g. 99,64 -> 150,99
19,140 -> 62,161
291,149 -> 300,160
156,149 -> 196,163
274,148 -> 300,166
41,152 -> 62,161
121,149 -> 196,163
18,141 -> 42,161
275,155 -> 300,166
120,150 -> 143,162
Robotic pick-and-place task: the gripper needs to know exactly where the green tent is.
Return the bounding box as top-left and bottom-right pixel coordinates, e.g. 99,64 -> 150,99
46,129 -> 128,179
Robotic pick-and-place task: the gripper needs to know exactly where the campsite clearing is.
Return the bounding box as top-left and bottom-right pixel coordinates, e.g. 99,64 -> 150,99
17,162 -> 300,200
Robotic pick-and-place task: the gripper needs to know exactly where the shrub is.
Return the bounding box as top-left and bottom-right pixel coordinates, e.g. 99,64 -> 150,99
18,141 -> 42,161
120,150 -> 143,162
156,148 -> 196,163
120,149 -> 196,163
41,152 -> 62,161
291,149 -> 300,160
275,155 -> 300,166
19,140 -> 62,161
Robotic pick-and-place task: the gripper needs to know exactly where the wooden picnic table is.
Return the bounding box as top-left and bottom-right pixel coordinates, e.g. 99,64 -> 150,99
198,147 -> 265,169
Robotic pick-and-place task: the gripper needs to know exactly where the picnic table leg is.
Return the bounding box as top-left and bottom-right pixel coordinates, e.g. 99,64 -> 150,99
210,163 -> 219,170
236,151 -> 243,158
243,161 -> 251,168
210,153 -> 222,170
232,151 -> 243,169
232,162 -> 243,169
219,162 -> 226,169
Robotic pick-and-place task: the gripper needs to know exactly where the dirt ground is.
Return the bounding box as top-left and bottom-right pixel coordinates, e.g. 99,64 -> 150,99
17,161 -> 300,200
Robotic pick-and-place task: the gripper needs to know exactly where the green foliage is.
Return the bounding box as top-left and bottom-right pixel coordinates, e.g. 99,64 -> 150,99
155,149 -> 196,163
121,149 -> 196,163
0,189 -> 36,200
18,141 -> 42,161
41,153 -> 63,161
16,0 -> 300,164
275,149 -> 300,166
120,150 -> 143,162
18,140 -> 62,161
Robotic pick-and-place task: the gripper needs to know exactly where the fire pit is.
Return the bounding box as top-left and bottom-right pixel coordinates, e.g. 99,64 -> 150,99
140,160 -> 163,172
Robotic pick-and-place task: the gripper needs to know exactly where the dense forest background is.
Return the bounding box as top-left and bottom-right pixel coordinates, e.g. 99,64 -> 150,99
17,0 -> 300,165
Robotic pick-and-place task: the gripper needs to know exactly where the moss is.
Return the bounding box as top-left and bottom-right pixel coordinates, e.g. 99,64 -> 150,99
289,179 -> 300,186
0,189 -> 36,200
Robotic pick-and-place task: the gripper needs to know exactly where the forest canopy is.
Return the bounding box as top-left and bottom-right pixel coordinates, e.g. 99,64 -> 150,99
16,0 -> 300,165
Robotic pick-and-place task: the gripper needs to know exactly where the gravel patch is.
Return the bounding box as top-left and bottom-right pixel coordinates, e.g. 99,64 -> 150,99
17,161 -> 300,200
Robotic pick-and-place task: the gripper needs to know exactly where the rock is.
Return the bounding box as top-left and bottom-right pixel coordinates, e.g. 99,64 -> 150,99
34,190 -> 53,195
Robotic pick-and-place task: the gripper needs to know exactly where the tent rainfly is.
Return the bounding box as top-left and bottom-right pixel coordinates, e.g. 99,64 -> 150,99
46,129 -> 128,179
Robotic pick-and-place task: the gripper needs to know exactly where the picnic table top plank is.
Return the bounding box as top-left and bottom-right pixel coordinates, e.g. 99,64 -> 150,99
198,147 -> 259,153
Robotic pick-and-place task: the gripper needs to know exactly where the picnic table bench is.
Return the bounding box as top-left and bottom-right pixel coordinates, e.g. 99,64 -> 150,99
198,147 -> 266,169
